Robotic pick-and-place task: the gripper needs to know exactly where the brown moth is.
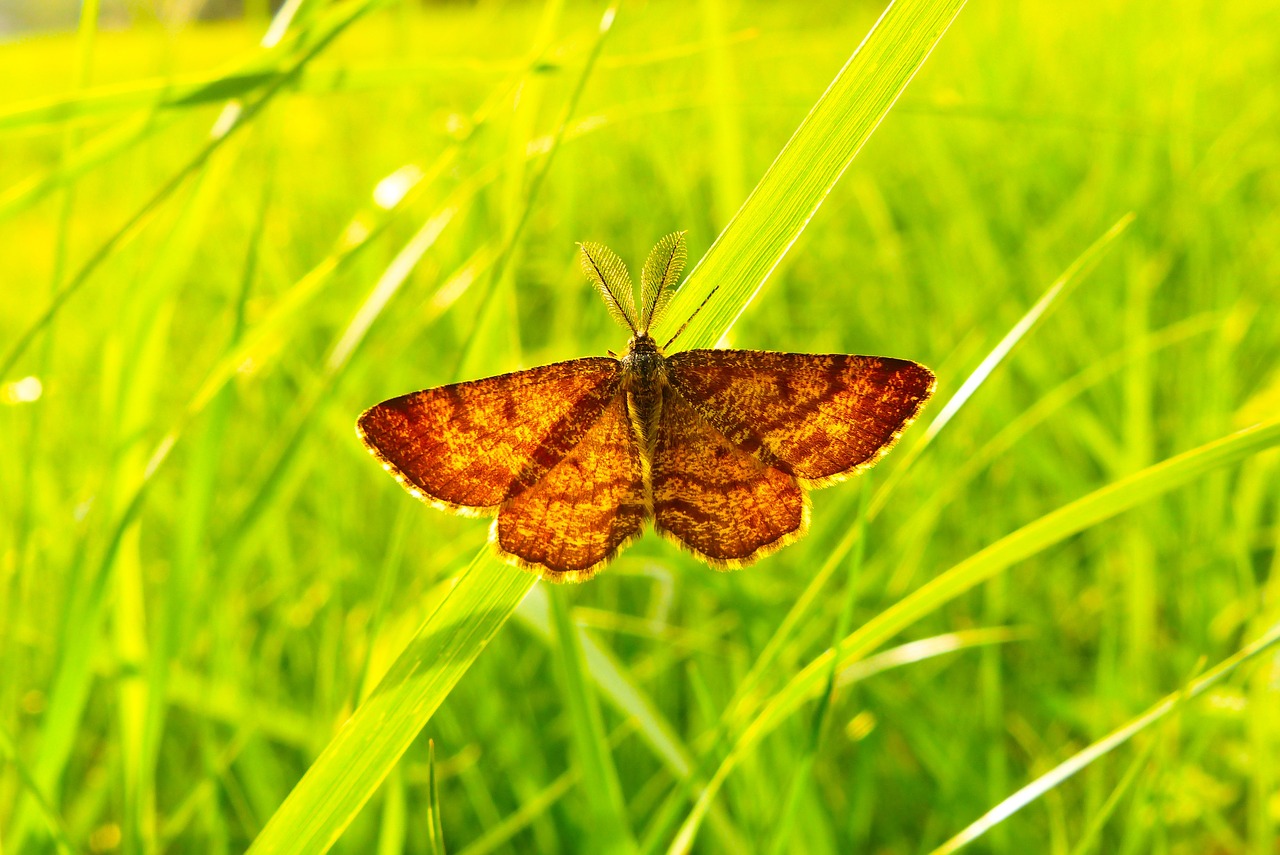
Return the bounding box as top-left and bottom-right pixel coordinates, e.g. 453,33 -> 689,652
357,232 -> 935,582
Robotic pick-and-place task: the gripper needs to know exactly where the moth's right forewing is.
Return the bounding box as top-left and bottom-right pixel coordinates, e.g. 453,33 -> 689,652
357,357 -> 621,514
668,350 -> 935,486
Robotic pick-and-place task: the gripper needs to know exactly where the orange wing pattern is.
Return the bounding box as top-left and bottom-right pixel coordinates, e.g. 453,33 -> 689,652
357,357 -> 621,513
495,393 -> 647,580
651,389 -> 806,567
668,350 -> 935,486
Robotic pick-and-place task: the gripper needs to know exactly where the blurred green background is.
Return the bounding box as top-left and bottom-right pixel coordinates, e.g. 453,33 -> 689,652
2,0 -> 1279,852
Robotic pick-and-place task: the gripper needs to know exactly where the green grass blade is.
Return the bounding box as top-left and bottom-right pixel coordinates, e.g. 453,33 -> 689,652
549,589 -> 636,853
426,742 -> 444,855
671,417 -> 1280,849
920,213 -> 1135,445
932,621 -> 1280,853
653,0 -> 969,352
455,772 -> 578,855
755,419 -> 1280,742
0,723 -> 77,854
515,586 -> 692,778
245,9 -> 616,852
0,0 -> 389,380
245,555 -> 535,855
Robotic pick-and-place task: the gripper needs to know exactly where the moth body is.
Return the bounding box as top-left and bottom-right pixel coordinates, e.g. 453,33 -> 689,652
620,333 -> 669,462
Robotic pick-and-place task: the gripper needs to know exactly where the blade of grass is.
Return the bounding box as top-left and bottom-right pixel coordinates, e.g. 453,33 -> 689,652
653,0 -> 969,352
0,29 -> 756,137
245,9 -> 617,852
376,769 -> 407,855
549,588 -> 636,853
873,213 -> 1135,515
0,0 -> 394,380
247,551 -> 536,855
766,478 -> 870,855
514,590 -> 747,854
455,770 -> 577,855
932,622 -> 1280,853
426,741 -> 444,855
671,415 -> 1280,850
0,723 -> 77,855
1067,730 -> 1161,855
515,585 -> 691,777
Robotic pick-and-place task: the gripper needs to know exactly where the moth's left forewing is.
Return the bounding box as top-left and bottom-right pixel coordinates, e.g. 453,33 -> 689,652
667,350 -> 935,487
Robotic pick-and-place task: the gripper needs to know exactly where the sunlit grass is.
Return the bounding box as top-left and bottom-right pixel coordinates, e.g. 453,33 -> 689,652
1,0 -> 1278,853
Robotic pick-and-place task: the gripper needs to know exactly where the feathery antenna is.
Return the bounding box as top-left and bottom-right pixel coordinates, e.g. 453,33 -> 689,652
640,231 -> 687,332
579,241 -> 638,334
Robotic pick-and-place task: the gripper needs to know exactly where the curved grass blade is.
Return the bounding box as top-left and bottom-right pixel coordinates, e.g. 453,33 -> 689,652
655,0 -> 969,352
245,9 -> 618,852
716,214 -> 1133,732
931,621 -> 1280,853
669,415 -> 1280,852
0,0 -> 391,380
249,553 -> 535,855
549,588 -> 636,852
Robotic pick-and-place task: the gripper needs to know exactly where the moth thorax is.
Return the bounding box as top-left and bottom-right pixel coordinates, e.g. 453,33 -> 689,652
621,334 -> 668,388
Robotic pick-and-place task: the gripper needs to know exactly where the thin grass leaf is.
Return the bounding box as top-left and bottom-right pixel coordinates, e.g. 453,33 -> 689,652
922,213 -> 1134,444
515,586 -> 692,778
245,9 -> 618,852
932,621 -> 1280,853
669,416 -> 1280,851
0,0 -> 391,380
875,212 -> 1135,513
455,771 -> 577,855
247,552 -> 534,854
377,769 -> 407,855
766,479 -> 869,855
0,724 -> 77,855
426,741 -> 445,855
1066,726 -> 1161,855
550,589 -> 636,852
655,0 -> 969,352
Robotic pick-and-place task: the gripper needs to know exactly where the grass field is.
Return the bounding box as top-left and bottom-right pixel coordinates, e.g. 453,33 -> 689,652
2,0 -> 1280,852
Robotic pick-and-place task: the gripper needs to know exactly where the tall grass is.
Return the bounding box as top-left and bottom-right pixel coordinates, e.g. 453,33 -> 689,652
1,0 -> 1278,853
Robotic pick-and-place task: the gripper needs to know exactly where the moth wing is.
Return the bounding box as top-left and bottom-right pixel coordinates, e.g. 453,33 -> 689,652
651,388 -> 806,567
667,350 -> 935,486
496,392 -> 647,581
357,357 -> 621,513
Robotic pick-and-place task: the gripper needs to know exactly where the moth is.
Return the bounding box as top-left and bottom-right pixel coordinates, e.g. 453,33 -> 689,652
357,232 -> 935,582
